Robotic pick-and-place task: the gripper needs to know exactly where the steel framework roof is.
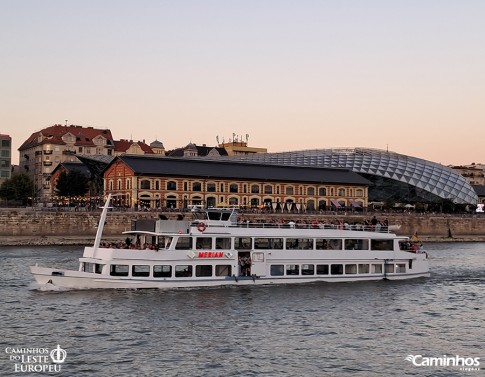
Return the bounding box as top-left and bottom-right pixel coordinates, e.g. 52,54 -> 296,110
225,148 -> 477,204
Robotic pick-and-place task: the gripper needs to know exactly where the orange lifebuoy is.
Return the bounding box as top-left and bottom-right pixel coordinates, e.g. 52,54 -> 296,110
197,222 -> 207,232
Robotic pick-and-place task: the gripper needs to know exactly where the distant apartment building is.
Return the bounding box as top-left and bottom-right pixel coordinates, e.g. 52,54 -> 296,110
166,136 -> 266,158
18,125 -> 115,202
218,136 -> 267,156
112,139 -> 156,157
450,164 -> 485,186
0,134 -> 12,185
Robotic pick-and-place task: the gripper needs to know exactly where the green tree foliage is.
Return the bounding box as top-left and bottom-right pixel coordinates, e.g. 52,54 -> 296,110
55,170 -> 89,199
0,173 -> 34,204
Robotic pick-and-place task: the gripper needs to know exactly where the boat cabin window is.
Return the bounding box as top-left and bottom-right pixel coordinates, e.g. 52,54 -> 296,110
301,264 -> 315,275
371,264 -> 383,274
153,265 -> 172,278
396,264 -> 406,273
371,239 -> 394,251
344,239 -> 369,250
235,237 -> 252,250
175,265 -> 193,277
110,264 -> 129,277
286,264 -> 299,275
95,264 -> 104,274
286,238 -> 313,250
316,239 -> 342,250
345,264 -> 357,274
270,265 -> 284,276
358,264 -> 370,274
175,237 -> 193,250
196,237 -> 212,250
215,265 -> 232,276
254,237 -> 283,250
82,262 -> 94,273
132,265 -> 150,277
216,237 -> 231,249
158,236 -> 172,250
385,264 -> 394,274
330,264 -> 344,275
196,265 -> 212,277
316,265 -> 329,275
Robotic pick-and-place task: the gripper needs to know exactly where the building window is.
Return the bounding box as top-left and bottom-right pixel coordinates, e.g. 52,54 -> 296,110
286,186 -> 294,195
126,179 -> 131,189
155,181 -> 160,190
338,188 -> 345,196
193,182 -> 202,191
207,183 -> 216,192
264,185 -> 272,194
307,187 -> 315,195
251,184 -> 259,194
167,181 -> 177,190
229,183 -> 238,193
140,180 -> 150,190
319,187 -> 326,196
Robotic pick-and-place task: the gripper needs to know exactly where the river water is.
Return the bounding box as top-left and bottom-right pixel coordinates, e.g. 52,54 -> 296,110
0,243 -> 484,376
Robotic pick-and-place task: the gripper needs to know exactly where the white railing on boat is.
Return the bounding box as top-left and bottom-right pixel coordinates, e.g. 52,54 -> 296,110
192,221 -> 397,233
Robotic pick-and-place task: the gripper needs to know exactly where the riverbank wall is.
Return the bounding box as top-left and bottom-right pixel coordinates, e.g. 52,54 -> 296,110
0,209 -> 484,246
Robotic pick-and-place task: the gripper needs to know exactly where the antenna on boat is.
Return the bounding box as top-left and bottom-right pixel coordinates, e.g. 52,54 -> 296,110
93,194 -> 112,251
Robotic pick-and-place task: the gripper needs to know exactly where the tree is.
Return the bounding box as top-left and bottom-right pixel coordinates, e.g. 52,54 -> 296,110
55,170 -> 89,201
0,173 -> 34,205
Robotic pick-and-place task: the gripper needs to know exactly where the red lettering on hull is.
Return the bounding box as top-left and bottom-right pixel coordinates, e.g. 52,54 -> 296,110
197,251 -> 224,258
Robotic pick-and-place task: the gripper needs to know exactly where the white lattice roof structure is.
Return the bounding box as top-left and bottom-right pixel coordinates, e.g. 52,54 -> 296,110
224,148 -> 477,204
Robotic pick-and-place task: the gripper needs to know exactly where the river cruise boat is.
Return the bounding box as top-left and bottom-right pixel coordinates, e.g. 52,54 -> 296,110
31,195 -> 429,289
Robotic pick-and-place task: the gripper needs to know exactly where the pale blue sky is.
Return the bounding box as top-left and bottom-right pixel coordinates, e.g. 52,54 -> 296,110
2,0 -> 484,165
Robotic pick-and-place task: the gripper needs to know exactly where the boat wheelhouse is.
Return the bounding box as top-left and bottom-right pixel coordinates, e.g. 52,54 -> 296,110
31,195 -> 429,289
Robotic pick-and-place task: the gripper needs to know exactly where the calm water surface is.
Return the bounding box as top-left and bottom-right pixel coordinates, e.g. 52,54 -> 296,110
0,243 -> 484,376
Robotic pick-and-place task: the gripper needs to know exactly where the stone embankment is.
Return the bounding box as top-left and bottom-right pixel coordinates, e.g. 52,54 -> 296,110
0,209 -> 484,246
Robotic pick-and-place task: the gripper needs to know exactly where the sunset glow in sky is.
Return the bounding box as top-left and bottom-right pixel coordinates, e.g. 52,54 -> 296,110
2,0 -> 484,165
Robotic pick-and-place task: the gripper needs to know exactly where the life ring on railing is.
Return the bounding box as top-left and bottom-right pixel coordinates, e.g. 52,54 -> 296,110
197,222 -> 207,232
312,220 -> 319,229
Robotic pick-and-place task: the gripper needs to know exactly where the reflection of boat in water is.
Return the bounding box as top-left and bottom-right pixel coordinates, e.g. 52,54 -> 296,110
30,195 -> 429,289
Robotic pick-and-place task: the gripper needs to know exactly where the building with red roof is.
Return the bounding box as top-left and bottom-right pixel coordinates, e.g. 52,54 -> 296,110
18,124 -> 114,202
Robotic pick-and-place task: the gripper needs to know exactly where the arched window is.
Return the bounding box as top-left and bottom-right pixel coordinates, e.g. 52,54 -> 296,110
126,179 -> 130,190
229,183 -> 238,193
140,180 -> 150,190
338,188 -> 345,196
319,187 -> 326,196
286,186 -> 294,195
117,180 -> 122,190
356,189 -> 364,196
155,180 -> 160,190
192,182 -> 202,191
251,184 -> 260,194
307,187 -> 315,196
264,185 -> 272,194
167,181 -> 177,190
207,183 -> 216,192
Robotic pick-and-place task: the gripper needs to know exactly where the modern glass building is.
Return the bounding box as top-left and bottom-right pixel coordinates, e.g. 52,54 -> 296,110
224,147 -> 478,205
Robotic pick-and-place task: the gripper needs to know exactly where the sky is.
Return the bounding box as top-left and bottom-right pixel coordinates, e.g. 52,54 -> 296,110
1,0 -> 484,166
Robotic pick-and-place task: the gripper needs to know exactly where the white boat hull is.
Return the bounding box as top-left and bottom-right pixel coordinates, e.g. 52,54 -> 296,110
30,265 -> 429,290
